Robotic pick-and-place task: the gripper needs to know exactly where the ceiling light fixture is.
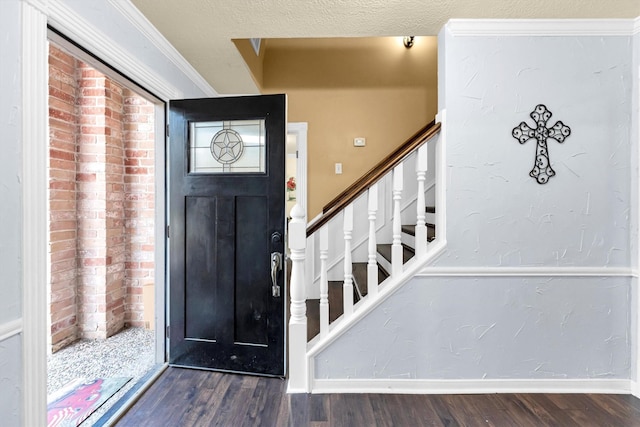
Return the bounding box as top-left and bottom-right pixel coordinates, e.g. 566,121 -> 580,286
403,36 -> 415,49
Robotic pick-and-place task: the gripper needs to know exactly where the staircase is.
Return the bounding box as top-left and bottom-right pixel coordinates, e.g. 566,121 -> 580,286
306,206 -> 436,340
288,117 -> 445,393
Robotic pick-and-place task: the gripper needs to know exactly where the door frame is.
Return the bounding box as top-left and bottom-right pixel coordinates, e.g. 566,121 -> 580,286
21,2 -> 204,423
288,122 -> 308,223
46,27 -> 168,363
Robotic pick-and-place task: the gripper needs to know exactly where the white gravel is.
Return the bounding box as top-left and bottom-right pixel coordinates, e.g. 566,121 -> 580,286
47,327 -> 156,425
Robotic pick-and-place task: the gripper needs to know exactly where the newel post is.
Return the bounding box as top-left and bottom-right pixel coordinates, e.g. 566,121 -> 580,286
288,204 -> 308,392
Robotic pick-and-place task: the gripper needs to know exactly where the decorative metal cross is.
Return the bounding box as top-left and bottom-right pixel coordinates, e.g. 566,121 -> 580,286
512,104 -> 571,184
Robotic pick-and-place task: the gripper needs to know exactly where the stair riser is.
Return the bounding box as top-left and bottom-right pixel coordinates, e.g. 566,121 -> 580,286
401,232 -> 415,249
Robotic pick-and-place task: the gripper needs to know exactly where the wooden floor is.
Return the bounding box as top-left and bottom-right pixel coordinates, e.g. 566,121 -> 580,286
116,368 -> 640,426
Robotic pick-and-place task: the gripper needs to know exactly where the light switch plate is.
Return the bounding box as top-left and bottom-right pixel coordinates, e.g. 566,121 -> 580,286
335,163 -> 342,174
354,137 -> 366,147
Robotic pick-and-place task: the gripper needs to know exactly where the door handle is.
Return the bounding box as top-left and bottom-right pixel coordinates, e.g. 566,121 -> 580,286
270,252 -> 283,297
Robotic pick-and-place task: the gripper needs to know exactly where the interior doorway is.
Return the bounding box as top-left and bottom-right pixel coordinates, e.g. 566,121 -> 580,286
46,37 -> 163,424
286,122 -> 308,221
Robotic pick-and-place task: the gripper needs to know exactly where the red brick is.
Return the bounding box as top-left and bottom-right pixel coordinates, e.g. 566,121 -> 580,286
50,148 -> 75,162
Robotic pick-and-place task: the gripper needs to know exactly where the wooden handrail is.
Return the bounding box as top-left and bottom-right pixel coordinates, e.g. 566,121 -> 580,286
306,120 -> 441,237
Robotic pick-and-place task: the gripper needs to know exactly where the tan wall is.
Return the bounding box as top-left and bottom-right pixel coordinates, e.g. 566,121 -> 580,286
237,37 -> 438,217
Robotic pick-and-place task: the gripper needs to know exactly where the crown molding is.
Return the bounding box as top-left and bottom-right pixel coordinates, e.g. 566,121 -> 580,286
107,0 -> 217,97
447,18 -> 638,37
45,0 -> 181,100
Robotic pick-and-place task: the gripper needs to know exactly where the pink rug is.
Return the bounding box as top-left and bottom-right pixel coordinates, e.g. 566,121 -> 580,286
47,377 -> 131,426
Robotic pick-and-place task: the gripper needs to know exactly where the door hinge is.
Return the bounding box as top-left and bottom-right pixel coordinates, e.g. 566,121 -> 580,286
296,150 -> 299,159
166,124 -> 169,136
166,325 -> 170,338
166,225 -> 170,238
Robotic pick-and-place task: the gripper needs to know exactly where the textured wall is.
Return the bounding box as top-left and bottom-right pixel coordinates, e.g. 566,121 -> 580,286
435,33 -> 632,268
631,31 -> 640,383
0,335 -> 22,426
316,276 -> 630,379
0,0 -> 22,327
0,0 -> 23,424
316,30 -> 635,381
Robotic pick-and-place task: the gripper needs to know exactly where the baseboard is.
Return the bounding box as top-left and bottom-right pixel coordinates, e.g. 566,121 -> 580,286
631,381 -> 640,398
311,378 -> 632,395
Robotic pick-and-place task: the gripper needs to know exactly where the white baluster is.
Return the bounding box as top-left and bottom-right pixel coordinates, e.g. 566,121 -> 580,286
415,144 -> 428,257
319,225 -> 329,338
343,204 -> 354,317
367,184 -> 379,298
287,204 -> 308,392
392,163 -> 403,276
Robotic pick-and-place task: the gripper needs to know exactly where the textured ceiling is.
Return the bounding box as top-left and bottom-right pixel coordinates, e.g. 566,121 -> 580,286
130,0 -> 640,94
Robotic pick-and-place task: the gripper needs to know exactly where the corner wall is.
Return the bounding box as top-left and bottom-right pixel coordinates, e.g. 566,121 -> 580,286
631,26 -> 640,388
315,23 -> 635,387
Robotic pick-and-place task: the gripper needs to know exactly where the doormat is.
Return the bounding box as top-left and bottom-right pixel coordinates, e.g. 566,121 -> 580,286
47,377 -> 131,427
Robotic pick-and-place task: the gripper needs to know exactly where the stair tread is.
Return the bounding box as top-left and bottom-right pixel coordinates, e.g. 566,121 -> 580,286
426,206 -> 435,213
377,243 -> 415,263
401,224 -> 436,242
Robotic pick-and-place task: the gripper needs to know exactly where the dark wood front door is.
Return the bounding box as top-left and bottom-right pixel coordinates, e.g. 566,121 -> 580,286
168,95 -> 286,376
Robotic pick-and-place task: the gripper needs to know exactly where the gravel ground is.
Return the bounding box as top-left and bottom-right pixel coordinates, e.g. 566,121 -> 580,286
47,327 -> 156,425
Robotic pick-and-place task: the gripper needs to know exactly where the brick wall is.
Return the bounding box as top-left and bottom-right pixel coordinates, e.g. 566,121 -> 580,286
48,45 -> 79,351
48,45 -> 155,349
76,61 -> 112,339
104,78 -> 127,337
123,90 -> 156,328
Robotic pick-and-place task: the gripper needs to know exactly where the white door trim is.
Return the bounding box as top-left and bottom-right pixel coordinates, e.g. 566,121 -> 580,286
22,2 -> 48,425
22,1 -> 191,423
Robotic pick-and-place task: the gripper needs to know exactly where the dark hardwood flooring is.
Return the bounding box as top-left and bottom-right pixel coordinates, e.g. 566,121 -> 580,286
116,367 -> 640,426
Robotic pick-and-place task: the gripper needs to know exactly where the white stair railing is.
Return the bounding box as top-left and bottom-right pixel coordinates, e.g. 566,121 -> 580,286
288,120 -> 442,393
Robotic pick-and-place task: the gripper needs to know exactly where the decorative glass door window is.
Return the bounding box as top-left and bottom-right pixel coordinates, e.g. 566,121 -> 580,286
189,119 -> 266,173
